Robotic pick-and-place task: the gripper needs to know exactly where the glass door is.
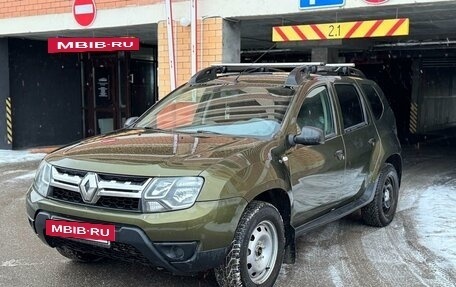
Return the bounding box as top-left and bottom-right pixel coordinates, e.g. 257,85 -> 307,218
82,53 -> 130,137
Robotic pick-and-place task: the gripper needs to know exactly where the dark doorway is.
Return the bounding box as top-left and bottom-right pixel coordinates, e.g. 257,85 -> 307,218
355,59 -> 413,143
130,59 -> 157,117
81,50 -> 157,138
81,53 -> 130,137
9,38 -> 82,149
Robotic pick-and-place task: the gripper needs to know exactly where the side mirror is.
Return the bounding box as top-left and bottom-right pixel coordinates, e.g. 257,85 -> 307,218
288,126 -> 325,146
124,117 -> 139,128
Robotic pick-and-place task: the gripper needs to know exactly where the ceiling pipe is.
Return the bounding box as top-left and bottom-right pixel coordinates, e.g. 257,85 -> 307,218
374,40 -> 456,48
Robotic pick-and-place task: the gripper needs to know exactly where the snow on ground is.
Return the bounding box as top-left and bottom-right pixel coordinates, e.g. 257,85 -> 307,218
4,171 -> 37,184
414,182 -> 456,268
0,150 -> 45,165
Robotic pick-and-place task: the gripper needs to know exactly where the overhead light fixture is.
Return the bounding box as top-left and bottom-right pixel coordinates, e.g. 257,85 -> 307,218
179,17 -> 191,27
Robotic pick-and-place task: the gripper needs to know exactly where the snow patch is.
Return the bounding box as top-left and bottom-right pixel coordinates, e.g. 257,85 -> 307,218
4,171 -> 37,184
12,171 -> 36,180
0,151 -> 45,165
328,265 -> 343,287
415,184 -> 456,268
1,259 -> 39,267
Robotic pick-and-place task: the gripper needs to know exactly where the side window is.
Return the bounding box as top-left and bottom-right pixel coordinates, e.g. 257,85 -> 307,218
361,83 -> 384,120
334,84 -> 366,130
297,86 -> 335,137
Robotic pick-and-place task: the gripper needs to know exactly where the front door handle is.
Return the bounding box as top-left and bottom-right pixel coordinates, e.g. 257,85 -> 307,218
368,138 -> 376,146
334,150 -> 345,161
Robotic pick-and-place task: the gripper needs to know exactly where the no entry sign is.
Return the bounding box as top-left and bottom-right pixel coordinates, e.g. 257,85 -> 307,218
73,0 -> 96,27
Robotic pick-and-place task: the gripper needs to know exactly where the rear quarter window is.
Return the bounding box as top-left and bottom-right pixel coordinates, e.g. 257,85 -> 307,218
361,83 -> 384,120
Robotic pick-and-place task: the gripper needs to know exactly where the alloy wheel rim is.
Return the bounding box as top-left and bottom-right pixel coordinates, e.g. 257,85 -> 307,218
246,220 -> 278,284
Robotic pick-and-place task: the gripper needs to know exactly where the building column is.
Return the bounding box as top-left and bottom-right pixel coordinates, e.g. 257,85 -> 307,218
0,39 -> 12,150
311,47 -> 339,63
158,17 -> 240,99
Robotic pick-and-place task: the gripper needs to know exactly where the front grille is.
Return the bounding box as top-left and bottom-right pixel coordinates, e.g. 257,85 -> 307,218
51,187 -> 84,204
49,187 -> 141,211
47,236 -> 153,266
48,166 -> 151,212
96,196 -> 140,211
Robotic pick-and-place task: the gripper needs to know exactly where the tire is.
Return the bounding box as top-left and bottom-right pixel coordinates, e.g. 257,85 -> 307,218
214,201 -> 285,287
361,163 -> 399,227
56,246 -> 104,263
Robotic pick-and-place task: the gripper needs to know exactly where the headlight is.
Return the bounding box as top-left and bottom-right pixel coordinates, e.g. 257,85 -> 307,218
142,177 -> 204,212
33,161 -> 52,197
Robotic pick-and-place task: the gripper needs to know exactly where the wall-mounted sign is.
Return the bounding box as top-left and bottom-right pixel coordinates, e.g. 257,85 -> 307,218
300,0 -> 345,10
363,0 -> 389,4
273,18 -> 409,42
48,38 -> 140,53
73,0 -> 97,27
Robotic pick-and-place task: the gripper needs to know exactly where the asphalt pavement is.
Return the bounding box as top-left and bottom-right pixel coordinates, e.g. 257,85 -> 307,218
0,145 -> 455,287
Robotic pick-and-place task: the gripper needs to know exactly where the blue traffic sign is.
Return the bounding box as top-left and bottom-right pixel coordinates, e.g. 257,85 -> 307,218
300,0 -> 345,9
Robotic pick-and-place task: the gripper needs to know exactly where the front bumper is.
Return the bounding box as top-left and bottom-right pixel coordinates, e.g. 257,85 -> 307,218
26,187 -> 247,275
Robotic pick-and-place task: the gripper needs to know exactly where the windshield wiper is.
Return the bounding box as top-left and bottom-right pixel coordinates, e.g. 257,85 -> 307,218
142,127 -> 172,132
195,130 -> 224,135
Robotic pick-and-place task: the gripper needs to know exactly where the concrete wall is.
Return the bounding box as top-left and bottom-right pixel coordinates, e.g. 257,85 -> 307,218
158,17 -> 238,98
0,0 -> 173,19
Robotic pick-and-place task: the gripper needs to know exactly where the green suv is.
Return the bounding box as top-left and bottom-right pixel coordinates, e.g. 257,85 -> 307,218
26,63 -> 401,287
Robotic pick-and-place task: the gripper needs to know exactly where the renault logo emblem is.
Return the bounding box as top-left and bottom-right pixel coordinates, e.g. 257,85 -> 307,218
79,172 -> 99,203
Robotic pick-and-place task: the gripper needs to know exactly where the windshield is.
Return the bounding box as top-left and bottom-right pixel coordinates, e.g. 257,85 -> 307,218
134,83 -> 295,138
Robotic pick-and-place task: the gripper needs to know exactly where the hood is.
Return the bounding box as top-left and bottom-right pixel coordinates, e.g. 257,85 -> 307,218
46,129 -> 264,177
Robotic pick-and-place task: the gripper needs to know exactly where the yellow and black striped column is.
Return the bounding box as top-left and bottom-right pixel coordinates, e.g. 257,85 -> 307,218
5,97 -> 12,145
409,102 -> 418,134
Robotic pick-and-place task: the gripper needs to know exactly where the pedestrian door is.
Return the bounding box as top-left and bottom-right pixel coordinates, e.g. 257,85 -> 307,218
81,53 -> 131,137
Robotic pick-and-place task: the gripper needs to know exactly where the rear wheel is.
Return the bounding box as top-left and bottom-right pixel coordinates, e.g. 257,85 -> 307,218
56,246 -> 104,263
214,201 -> 285,287
361,163 -> 399,227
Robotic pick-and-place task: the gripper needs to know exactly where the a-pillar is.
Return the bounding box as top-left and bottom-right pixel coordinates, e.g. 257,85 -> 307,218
311,47 -> 339,63
0,39 -> 12,150
158,17 -> 240,99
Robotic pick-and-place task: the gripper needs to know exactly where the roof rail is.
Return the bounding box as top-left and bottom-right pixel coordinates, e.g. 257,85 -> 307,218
336,66 -> 366,78
189,62 -> 325,84
285,65 -> 318,86
211,62 -> 324,68
326,63 -> 356,67
316,65 -> 365,78
188,66 -> 226,84
188,62 -> 363,85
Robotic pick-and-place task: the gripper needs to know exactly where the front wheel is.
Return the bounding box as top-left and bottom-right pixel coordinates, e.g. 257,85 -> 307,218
214,201 -> 285,287
361,163 -> 399,227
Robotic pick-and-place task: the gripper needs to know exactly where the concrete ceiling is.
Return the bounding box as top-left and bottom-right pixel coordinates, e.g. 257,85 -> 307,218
10,1 -> 456,54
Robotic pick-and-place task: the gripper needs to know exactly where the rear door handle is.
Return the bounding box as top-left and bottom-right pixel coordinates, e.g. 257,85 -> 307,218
368,138 -> 376,146
334,150 -> 345,161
